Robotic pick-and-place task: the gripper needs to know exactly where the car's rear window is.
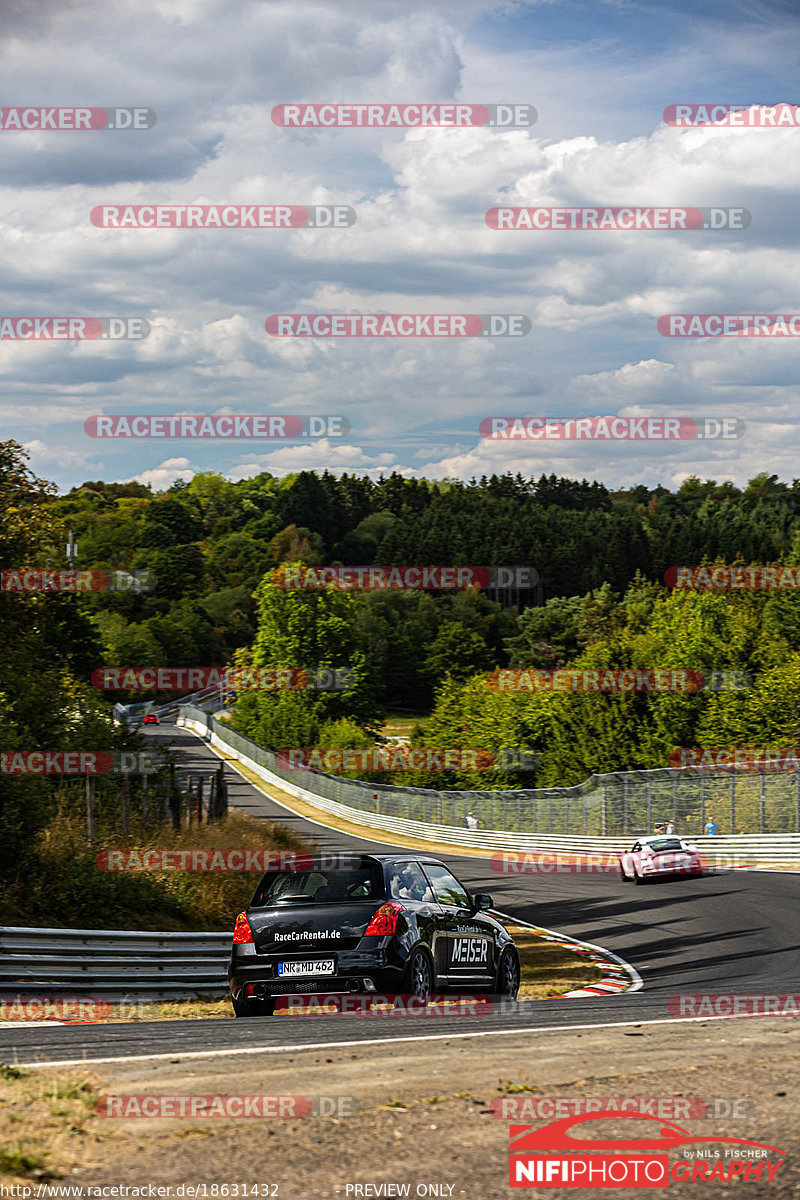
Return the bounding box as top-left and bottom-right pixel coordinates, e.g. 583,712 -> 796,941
250,860 -> 386,907
648,838 -> 684,851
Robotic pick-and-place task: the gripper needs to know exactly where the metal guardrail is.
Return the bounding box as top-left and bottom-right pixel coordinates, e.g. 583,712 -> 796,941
179,711 -> 800,863
0,926 -> 230,1001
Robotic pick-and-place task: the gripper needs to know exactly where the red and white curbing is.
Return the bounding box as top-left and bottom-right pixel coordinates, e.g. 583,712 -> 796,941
492,911 -> 642,998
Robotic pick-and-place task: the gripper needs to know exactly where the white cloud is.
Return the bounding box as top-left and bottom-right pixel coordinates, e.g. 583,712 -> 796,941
1,0 -> 798,490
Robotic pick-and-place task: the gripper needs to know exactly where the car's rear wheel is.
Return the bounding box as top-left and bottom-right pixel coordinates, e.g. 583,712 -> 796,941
633,869 -> 644,885
495,948 -> 520,1000
232,992 -> 275,1018
404,947 -> 434,1000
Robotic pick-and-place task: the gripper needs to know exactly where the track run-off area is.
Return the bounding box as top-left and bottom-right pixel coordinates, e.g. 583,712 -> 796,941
4,722 -> 800,1068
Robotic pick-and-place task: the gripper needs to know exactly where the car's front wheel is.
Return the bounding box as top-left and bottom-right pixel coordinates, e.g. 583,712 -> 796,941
232,992 -> 275,1018
404,947 -> 434,1000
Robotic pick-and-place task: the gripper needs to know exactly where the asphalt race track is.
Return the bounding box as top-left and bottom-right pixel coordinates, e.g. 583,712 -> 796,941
4,722 -> 800,1067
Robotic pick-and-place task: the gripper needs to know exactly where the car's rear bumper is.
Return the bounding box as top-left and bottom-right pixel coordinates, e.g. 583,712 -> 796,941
228,947 -> 402,999
640,862 -> 703,876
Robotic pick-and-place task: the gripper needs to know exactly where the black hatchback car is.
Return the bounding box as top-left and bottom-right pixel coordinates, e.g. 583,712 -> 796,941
228,853 -> 520,1016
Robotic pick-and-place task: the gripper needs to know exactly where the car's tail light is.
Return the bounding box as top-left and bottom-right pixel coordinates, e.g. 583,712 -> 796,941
232,911 -> 253,944
364,902 -> 404,936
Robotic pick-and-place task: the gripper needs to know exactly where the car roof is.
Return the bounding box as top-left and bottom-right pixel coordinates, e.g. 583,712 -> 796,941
639,835 -> 686,844
340,854 -> 444,864
297,853 -> 446,867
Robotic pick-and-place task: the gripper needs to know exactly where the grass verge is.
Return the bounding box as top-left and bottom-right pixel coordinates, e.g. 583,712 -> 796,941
0,1064 -> 101,1183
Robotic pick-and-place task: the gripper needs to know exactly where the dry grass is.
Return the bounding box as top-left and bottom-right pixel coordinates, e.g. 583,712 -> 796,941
501,924 -> 605,998
1,810 -> 307,931
0,1064 -> 103,1183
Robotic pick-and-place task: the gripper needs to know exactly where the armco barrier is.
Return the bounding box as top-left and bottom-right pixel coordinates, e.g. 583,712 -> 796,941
0,927 -> 230,1001
177,710 -> 800,864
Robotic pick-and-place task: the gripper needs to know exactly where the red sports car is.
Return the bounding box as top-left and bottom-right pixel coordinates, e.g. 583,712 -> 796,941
142,713 -> 160,725
618,835 -> 702,884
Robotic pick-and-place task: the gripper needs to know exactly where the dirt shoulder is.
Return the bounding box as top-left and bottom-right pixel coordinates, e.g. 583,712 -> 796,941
4,1016 -> 798,1198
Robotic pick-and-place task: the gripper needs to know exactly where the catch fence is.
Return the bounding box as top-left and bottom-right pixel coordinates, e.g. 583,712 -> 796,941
179,707 -> 800,838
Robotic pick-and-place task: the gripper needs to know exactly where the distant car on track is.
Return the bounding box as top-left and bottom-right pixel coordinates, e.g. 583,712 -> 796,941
228,853 -> 521,1016
142,712 -> 159,725
618,835 -> 702,884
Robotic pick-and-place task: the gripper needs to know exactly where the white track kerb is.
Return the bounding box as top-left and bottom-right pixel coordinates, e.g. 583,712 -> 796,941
178,717 -> 643,998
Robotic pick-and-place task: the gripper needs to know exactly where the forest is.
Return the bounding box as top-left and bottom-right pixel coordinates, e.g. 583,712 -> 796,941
4,437 -> 800,885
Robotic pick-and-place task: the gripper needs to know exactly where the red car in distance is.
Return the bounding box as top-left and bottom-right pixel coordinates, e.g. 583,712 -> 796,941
142,713 -> 160,725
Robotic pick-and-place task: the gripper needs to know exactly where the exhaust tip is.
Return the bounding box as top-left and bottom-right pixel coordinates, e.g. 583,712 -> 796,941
348,979 -> 361,993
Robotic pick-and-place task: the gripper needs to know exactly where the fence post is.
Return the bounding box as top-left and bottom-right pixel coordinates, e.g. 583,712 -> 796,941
646,777 -> 653,834
796,773 -> 800,834
169,766 -> 181,830
699,774 -> 706,836
622,775 -> 628,834
601,782 -> 607,836
121,773 -> 130,838
760,772 -> 766,833
730,772 -> 736,834
217,762 -> 228,819
86,776 -> 96,843
672,774 -> 679,830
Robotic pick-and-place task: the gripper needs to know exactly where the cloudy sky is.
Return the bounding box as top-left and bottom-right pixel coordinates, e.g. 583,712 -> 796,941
3,0 -> 800,493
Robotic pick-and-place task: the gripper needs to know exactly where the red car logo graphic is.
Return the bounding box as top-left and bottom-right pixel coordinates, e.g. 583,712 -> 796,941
510,1110 -> 784,1155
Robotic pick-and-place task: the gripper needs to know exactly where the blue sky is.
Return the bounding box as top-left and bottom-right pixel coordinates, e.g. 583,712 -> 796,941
3,0 -> 800,492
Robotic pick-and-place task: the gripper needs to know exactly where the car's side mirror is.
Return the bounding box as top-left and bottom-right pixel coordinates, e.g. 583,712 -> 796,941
472,893 -> 493,911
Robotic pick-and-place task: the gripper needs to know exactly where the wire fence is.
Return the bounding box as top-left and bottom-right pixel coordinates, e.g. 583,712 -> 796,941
180,707 -> 800,837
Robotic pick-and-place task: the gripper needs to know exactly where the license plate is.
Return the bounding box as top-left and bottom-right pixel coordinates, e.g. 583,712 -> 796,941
277,959 -> 335,977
